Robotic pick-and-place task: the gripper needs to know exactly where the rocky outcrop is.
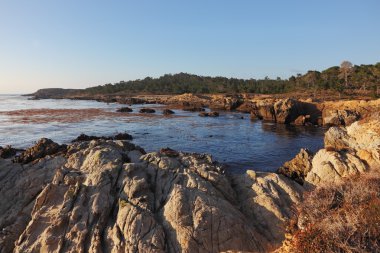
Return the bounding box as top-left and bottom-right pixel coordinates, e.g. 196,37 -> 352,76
277,149 -> 314,184
318,99 -> 380,126
276,115 -> 380,253
13,138 -> 67,164
249,98 -> 321,125
275,113 -> 379,189
322,109 -> 359,126
209,94 -> 244,110
29,89 -> 380,127
0,138 -> 303,252
0,146 -> 18,159
303,116 -> 380,186
71,133 -> 133,143
1,109 -> 378,252
165,93 -> 210,108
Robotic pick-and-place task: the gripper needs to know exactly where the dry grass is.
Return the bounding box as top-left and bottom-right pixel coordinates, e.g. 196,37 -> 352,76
288,173 -> 380,253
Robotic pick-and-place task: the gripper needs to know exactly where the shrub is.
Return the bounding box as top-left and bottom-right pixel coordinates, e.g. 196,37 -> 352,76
288,173 -> 380,253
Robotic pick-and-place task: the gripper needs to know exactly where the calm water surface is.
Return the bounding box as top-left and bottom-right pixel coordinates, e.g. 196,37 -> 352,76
0,95 -> 325,172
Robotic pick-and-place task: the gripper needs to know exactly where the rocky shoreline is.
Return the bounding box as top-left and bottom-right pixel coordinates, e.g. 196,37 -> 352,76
29,90 -> 380,127
0,113 -> 379,252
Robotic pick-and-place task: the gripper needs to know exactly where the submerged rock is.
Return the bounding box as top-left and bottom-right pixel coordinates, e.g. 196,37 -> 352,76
139,108 -> 156,113
113,133 -> 133,140
163,109 -> 175,115
199,111 -> 219,117
183,107 -> 205,112
116,107 -> 133,112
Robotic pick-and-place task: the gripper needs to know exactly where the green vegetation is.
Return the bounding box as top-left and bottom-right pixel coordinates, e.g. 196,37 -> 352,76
84,62 -> 380,95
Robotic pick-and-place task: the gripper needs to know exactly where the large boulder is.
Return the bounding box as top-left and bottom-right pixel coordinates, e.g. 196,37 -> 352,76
250,98 -> 321,125
250,99 -> 276,121
273,99 -> 304,124
277,148 -> 314,184
305,149 -> 367,185
304,116 -> 380,186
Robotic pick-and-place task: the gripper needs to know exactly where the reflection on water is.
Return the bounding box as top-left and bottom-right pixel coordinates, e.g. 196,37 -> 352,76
0,95 -> 326,172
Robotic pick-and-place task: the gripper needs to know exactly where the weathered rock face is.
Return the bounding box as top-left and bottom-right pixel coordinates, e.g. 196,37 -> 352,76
304,116 -> 380,186
249,98 -> 321,125
322,109 -> 360,126
305,148 -> 368,185
0,156 -> 66,253
13,138 -> 67,164
0,139 -> 303,253
231,171 -> 304,248
165,93 -> 210,108
210,94 -> 244,110
273,99 -> 302,124
318,99 -> 380,126
277,149 -> 314,184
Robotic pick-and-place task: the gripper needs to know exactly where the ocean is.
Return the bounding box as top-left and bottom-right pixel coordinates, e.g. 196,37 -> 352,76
0,94 -> 325,172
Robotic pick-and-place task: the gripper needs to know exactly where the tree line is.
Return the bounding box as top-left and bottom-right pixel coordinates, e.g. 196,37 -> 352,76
83,62 -> 380,97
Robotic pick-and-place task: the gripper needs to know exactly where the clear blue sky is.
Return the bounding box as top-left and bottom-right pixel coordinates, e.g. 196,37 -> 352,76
0,0 -> 379,93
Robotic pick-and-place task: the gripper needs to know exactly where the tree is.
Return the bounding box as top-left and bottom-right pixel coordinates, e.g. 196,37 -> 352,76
339,61 -> 353,87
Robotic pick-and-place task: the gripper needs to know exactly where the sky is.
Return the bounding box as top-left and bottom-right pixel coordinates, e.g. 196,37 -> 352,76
0,0 -> 379,93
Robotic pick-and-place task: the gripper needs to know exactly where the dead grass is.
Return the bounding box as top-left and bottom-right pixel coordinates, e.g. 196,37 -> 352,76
288,173 -> 380,253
